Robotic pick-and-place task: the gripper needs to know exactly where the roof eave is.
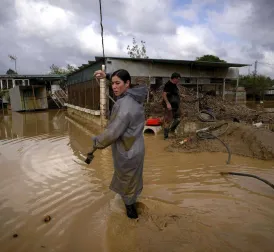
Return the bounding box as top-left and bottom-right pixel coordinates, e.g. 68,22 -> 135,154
95,56 -> 251,68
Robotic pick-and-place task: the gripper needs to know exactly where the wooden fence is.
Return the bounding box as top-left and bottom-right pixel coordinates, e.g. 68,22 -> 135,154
67,76 -> 150,112
67,79 -> 100,110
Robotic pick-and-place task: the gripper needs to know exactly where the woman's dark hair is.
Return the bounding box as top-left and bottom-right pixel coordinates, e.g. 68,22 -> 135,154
111,69 -> 132,87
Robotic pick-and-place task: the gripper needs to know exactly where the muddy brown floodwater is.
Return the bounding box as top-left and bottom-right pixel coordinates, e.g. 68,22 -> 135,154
1,110 -> 274,252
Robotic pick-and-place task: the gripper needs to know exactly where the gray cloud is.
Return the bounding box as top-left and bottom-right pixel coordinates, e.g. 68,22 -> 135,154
0,0 -> 176,74
246,0 -> 274,50
205,0 -> 274,77
0,0 -> 15,25
241,45 -> 265,61
233,0 -> 274,30
46,0 -> 175,34
208,0 -> 274,51
0,0 -> 273,77
215,47 -> 228,59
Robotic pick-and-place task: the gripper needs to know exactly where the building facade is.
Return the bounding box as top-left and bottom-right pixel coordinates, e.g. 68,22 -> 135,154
0,74 -> 67,109
0,74 -> 66,91
65,56 -> 250,125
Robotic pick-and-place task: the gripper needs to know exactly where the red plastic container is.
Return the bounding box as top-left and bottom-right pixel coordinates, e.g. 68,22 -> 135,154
146,118 -> 162,126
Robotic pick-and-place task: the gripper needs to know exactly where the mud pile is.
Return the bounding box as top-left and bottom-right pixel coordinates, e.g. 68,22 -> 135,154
145,85 -> 199,119
166,122 -> 274,160
146,85 -> 274,123
198,95 -> 274,123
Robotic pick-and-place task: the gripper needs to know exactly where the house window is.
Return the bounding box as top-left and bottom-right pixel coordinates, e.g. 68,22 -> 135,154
150,77 -> 163,91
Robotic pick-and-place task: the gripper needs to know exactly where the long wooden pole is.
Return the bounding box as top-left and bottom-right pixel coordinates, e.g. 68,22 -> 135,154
100,64 -> 107,127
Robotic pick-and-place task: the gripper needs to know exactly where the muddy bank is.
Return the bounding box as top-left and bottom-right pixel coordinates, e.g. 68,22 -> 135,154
167,122 -> 274,160
147,84 -> 274,123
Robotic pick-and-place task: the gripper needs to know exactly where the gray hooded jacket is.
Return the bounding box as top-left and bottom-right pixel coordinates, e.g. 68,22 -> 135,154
92,84 -> 148,205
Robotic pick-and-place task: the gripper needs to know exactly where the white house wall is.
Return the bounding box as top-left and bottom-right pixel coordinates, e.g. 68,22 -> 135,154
106,59 -> 240,79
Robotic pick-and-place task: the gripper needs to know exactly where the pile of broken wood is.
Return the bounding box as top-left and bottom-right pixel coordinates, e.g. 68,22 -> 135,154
145,85 -> 274,124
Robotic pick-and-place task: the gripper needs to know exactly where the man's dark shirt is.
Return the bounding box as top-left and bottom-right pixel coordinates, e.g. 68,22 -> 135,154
163,80 -> 180,109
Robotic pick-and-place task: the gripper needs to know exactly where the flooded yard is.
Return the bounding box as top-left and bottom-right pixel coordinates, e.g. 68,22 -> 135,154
0,110 -> 274,252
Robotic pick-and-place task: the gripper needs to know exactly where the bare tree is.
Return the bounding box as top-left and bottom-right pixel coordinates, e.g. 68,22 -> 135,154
127,37 -> 149,59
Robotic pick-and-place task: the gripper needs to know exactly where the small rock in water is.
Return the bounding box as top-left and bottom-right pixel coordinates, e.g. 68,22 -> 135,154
44,215 -> 52,223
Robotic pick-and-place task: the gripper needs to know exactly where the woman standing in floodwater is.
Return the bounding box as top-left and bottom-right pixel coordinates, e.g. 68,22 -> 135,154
92,69 -> 148,219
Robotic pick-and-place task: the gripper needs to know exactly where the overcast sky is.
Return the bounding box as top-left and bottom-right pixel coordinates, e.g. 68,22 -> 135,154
0,0 -> 274,77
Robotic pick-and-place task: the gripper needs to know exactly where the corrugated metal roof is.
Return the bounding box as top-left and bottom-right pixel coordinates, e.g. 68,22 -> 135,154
66,59 -> 104,76
95,56 -> 251,68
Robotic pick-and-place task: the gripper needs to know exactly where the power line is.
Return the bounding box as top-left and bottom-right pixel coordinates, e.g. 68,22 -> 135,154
257,61 -> 274,66
98,0 -> 105,59
257,61 -> 274,71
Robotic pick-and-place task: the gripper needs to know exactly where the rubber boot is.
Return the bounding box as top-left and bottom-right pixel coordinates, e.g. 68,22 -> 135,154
170,119 -> 181,133
164,128 -> 169,139
125,204 -> 138,219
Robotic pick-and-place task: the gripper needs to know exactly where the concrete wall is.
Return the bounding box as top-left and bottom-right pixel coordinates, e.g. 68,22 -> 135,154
35,87 -> 48,109
9,86 -> 48,111
67,107 -> 101,128
9,86 -> 21,111
106,58 -> 240,79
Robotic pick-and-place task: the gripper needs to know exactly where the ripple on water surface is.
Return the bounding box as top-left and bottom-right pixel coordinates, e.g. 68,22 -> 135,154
0,110 -> 274,252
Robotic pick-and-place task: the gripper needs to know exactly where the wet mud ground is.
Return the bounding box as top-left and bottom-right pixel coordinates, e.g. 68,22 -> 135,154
168,121 -> 274,160
0,110 -> 274,252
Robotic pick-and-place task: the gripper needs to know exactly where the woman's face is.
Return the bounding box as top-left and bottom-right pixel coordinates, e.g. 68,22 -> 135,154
111,75 -> 129,96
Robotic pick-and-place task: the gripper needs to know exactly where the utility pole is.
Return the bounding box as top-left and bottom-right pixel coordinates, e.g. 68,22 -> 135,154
254,60 -> 257,76
252,60 -> 259,102
8,55 -> 17,73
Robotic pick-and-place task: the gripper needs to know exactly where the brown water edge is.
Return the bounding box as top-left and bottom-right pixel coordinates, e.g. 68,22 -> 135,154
0,110 -> 274,252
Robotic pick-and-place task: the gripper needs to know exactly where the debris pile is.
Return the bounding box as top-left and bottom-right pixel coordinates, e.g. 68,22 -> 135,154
198,95 -> 274,123
145,84 -> 274,124
145,84 -> 199,119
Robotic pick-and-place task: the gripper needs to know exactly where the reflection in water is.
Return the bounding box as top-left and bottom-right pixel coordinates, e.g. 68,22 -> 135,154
0,110 -> 68,139
0,113 -> 14,139
0,110 -> 274,252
